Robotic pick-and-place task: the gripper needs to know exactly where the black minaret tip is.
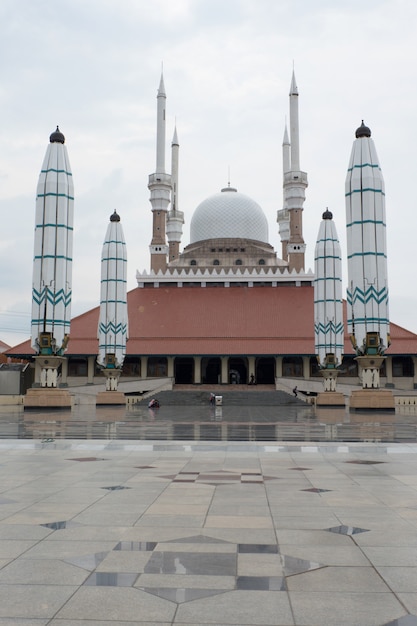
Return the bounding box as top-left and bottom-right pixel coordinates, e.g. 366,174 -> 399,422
355,120 -> 371,138
110,210 -> 120,222
322,208 -> 333,220
49,126 -> 65,144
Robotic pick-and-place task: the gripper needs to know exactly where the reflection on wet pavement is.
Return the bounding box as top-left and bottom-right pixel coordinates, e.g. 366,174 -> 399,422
1,402 -> 417,442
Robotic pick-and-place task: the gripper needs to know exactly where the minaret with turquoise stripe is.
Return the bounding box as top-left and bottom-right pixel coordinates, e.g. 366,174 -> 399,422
314,209 -> 344,391
97,210 -> 128,392
346,121 -> 391,392
31,127 -> 74,364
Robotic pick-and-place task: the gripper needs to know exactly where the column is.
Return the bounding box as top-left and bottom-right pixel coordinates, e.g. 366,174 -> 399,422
194,357 -> 201,384
248,356 -> 255,382
221,357 -> 228,384
302,356 -> 310,380
384,356 -> 394,388
87,356 -> 96,384
275,356 -> 283,378
140,356 -> 147,379
60,358 -> 68,387
167,357 -> 174,379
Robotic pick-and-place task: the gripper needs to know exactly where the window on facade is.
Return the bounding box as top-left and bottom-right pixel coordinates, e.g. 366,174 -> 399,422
259,259 -> 265,265
213,259 -> 220,266
68,357 -> 88,377
282,356 -> 303,377
190,260 -> 197,266
309,357 -> 320,377
147,357 -> 167,377
122,358 -> 141,377
393,356 -> 414,377
235,259 -> 242,265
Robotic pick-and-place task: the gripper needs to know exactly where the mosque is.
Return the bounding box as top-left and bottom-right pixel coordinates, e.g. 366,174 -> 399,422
7,72 -> 417,391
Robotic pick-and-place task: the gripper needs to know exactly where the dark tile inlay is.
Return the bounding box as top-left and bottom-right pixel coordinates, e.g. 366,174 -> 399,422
382,616 -> 417,626
134,465 -> 156,469
68,457 -> 108,462
238,544 -> 278,554
138,587 -> 226,603
289,467 -> 311,471
101,485 -> 131,491
41,521 -> 66,530
84,572 -> 138,587
326,525 -> 370,535
166,534 -> 230,544
144,551 -> 236,576
241,472 -> 262,476
346,460 -> 386,465
302,488 -> 332,493
114,541 -> 157,551
236,576 -> 286,591
281,554 -> 323,576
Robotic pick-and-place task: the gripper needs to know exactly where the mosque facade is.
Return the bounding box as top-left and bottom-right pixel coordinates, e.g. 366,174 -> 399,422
7,73 -> 417,390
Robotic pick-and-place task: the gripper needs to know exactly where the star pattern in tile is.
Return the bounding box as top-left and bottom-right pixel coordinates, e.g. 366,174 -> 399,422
325,525 -> 370,535
159,469 -> 279,484
70,533 -> 325,602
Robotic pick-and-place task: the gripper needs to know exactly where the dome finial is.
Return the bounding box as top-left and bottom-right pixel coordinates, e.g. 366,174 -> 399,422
322,207 -> 333,220
50,126 -> 65,144
355,120 -> 371,138
110,209 -> 120,222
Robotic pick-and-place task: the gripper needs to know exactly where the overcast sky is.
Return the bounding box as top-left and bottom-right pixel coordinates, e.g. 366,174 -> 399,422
1,0 -> 416,347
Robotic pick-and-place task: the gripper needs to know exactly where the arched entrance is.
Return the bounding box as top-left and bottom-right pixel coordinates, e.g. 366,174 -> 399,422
174,357 -> 194,384
228,357 -> 248,384
255,357 -> 275,384
201,357 -> 221,384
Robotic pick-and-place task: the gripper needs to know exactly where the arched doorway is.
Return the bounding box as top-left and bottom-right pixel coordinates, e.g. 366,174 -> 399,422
255,357 -> 275,384
174,357 -> 194,384
201,357 -> 221,384
228,357 -> 248,384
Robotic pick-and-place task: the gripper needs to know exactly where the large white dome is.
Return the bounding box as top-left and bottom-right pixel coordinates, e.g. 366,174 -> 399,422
190,187 -> 269,244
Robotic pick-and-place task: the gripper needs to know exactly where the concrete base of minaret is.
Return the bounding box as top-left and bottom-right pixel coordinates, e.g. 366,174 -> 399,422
316,392 -> 345,407
96,391 -> 126,405
349,389 -> 395,411
24,387 -> 72,409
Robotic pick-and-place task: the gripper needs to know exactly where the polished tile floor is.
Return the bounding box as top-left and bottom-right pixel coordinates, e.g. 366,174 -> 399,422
1,433 -> 417,624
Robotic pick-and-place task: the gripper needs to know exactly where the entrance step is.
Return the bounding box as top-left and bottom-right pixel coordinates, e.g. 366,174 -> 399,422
138,387 -> 301,406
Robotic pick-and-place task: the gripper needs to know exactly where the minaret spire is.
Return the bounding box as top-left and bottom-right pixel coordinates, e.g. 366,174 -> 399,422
156,72 -> 166,174
289,70 -> 300,171
166,125 -> 184,263
283,69 -> 308,272
148,72 -> 170,273
277,123 -> 291,261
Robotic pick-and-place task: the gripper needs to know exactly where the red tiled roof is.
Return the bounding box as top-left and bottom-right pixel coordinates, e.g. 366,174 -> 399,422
6,285 -> 417,356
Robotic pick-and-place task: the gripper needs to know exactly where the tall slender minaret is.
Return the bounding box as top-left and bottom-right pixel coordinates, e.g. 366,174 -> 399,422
31,126 -> 73,388
277,124 -> 290,261
148,73 -> 170,273
346,121 -> 390,392
97,210 -> 128,392
314,209 -> 344,398
279,71 -> 308,272
166,126 -> 184,263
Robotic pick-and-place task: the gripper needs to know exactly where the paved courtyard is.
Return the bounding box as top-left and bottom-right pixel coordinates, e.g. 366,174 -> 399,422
1,434 -> 417,625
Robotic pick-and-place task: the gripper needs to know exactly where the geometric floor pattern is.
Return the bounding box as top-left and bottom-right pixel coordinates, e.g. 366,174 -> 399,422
1,439 -> 417,625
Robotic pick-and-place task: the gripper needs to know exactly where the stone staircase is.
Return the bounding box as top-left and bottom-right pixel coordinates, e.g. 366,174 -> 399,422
134,384 -> 303,406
